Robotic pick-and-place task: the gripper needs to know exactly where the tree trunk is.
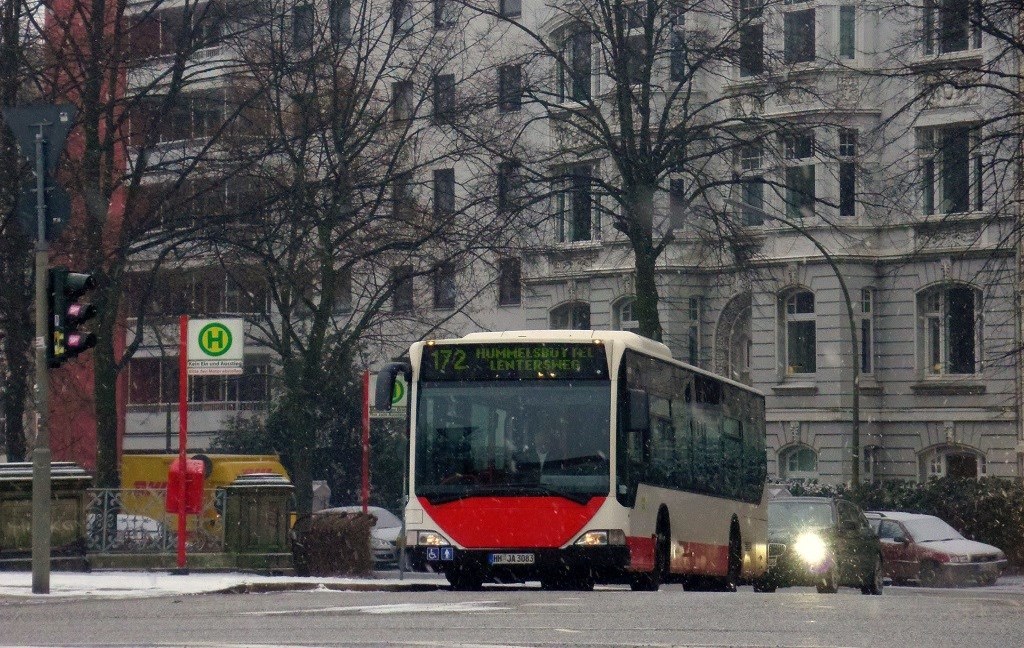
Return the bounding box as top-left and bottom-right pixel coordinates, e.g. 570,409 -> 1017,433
624,186 -> 663,342
93,282 -> 120,488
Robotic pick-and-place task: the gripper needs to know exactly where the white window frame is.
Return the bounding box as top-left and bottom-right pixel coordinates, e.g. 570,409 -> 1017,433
917,284 -> 982,377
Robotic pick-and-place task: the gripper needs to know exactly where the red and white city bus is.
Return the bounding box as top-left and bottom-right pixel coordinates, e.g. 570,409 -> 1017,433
376,330 -> 769,590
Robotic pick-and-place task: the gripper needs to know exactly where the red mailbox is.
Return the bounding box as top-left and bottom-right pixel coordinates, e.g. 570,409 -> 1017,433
166,458 -> 205,514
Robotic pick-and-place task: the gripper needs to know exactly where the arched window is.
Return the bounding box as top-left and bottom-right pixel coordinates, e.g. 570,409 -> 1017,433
917,283 -> 982,376
613,298 -> 639,334
715,292 -> 752,385
919,445 -> 987,481
779,445 -> 818,480
550,301 -> 590,330
779,289 -> 816,375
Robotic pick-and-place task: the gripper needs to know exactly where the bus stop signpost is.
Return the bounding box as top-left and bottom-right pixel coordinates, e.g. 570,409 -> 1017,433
172,316 -> 244,572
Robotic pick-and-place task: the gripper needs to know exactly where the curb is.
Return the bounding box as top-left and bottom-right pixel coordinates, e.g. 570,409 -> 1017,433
216,581 -> 445,594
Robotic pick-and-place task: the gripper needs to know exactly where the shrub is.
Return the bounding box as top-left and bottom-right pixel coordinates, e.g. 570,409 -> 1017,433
775,477 -> 1024,569
292,511 -> 374,576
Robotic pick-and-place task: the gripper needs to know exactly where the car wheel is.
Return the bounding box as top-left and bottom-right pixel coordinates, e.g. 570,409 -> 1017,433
918,561 -> 945,587
816,567 -> 838,594
861,555 -> 884,595
752,578 -> 777,593
979,573 -> 998,586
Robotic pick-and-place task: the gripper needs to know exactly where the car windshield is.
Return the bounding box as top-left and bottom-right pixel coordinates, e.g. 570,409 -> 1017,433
414,380 -> 611,503
768,500 -> 834,531
902,516 -> 964,542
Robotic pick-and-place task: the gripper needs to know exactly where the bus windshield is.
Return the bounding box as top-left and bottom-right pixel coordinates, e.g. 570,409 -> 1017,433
414,381 -> 611,504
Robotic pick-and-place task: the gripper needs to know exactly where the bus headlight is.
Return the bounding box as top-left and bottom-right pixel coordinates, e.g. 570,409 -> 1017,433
575,529 -> 626,546
416,531 -> 451,546
793,532 -> 828,566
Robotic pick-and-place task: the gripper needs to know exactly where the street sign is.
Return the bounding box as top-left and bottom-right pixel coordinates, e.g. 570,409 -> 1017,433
2,105 -> 76,175
186,318 -> 244,375
369,372 -> 408,419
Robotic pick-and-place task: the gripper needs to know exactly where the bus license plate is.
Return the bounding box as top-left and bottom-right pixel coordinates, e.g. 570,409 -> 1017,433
489,553 -> 535,565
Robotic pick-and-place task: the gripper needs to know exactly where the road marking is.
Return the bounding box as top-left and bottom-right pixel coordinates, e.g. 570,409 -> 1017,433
242,601 -> 507,616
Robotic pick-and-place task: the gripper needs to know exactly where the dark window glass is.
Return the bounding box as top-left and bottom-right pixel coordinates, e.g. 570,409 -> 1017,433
433,74 -> 456,122
498,258 -> 522,306
669,178 -> 687,229
393,171 -> 414,218
560,31 -> 591,101
392,265 -> 414,312
786,165 -> 815,219
292,4 -> 314,49
551,302 -> 590,329
433,168 -> 455,217
840,162 -> 856,217
392,0 -> 413,33
329,0 -> 350,40
434,0 -> 456,28
392,80 -> 413,123
499,0 -> 521,17
947,286 -> 975,374
129,358 -> 162,405
941,126 -> 969,214
433,264 -> 457,309
739,25 -> 763,76
741,178 -> 764,225
498,64 -> 522,111
557,166 -> 594,242
497,161 -> 519,211
784,9 -> 815,63
839,6 -> 855,58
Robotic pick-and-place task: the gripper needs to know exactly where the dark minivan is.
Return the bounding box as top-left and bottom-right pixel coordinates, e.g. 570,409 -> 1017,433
757,496 -> 883,595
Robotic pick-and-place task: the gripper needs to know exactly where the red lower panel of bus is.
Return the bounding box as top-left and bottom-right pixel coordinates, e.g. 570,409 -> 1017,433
626,536 -> 729,576
420,496 -> 605,549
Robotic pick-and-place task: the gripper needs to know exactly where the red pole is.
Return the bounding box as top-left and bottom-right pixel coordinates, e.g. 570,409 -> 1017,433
361,370 -> 370,513
177,315 -> 188,570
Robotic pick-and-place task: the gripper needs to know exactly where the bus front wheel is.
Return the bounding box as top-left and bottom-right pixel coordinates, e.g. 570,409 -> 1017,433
447,567 -> 483,591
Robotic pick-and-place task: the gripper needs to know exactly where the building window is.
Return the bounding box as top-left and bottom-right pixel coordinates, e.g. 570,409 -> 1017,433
497,161 -> 520,212
860,288 -> 874,374
556,165 -> 596,242
550,301 -> 591,329
498,64 -> 522,112
716,292 -> 752,385
433,0 -> 456,28
433,264 -> 456,309
688,296 -> 702,365
292,4 -> 314,49
433,74 -> 456,123
499,0 -> 521,18
839,128 -> 857,217
558,30 -> 591,102
784,132 -> 815,220
128,357 -> 178,405
784,8 -> 815,63
614,298 -> 640,334
782,289 -> 816,375
920,445 -> 986,481
919,125 -> 981,215
923,0 -> 979,55
918,284 -> 981,376
668,178 -> 687,229
392,0 -> 413,34
736,143 -> 764,225
393,171 -> 414,218
839,6 -> 855,59
433,168 -> 455,218
336,267 -> 352,312
329,0 -> 350,41
669,31 -> 686,82
738,0 -> 764,76
623,35 -> 646,86
780,445 -> 818,480
497,258 -> 521,306
392,80 -> 413,124
392,265 -> 414,312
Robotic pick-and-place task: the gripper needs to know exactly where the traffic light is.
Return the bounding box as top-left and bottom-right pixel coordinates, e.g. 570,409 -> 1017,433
48,267 -> 97,367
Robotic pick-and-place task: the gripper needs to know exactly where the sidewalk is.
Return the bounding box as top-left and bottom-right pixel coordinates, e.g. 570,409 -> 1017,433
0,569 -> 446,599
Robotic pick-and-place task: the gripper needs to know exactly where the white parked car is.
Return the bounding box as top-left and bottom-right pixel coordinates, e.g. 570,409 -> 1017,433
318,506 -> 404,568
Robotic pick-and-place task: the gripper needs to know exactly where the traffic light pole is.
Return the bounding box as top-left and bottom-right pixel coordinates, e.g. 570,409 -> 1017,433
31,129 -> 51,595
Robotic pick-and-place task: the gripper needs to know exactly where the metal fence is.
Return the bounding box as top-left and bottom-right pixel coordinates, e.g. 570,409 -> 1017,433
86,488 -> 227,553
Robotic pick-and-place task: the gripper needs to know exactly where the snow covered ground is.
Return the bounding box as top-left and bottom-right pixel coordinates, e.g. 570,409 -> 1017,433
0,570 -> 446,599
1,570 -> 1021,599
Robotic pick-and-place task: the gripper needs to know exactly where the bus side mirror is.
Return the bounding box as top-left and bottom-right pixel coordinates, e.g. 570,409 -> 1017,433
375,362 -> 410,412
627,389 -> 650,431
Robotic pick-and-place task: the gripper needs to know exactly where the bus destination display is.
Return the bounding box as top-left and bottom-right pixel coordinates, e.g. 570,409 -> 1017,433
421,343 -> 608,381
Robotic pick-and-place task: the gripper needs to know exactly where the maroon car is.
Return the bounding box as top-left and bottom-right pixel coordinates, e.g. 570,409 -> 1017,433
867,511 -> 1007,586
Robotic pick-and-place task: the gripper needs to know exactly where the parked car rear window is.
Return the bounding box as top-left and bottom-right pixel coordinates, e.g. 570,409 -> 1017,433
902,516 -> 963,542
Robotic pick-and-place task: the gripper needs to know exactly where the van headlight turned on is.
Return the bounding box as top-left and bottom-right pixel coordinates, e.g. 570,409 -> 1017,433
411,530 -> 451,547
574,529 -> 627,546
793,532 -> 829,567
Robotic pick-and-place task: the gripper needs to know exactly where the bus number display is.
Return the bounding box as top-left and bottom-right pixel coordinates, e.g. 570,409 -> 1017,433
421,343 -> 608,381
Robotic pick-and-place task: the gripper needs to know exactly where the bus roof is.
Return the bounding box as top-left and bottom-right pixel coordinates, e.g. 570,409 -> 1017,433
436,330 -> 763,398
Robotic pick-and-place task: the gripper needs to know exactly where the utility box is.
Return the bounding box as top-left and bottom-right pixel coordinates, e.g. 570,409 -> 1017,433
166,458 -> 204,515
223,473 -> 294,553
0,462 -> 92,570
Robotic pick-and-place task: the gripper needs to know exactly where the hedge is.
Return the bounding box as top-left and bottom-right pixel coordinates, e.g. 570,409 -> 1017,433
292,511 -> 375,577
777,477 -> 1024,569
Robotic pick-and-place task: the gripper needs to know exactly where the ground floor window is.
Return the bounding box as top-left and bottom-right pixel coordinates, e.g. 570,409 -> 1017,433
920,445 -> 987,481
